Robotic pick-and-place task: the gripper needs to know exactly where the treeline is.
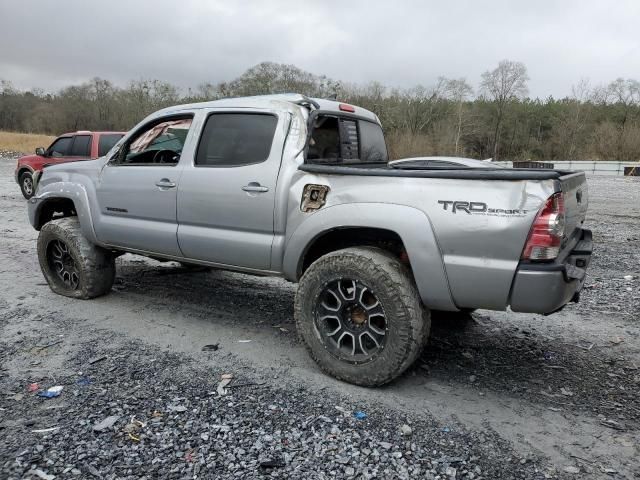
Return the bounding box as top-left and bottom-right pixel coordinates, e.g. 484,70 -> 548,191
1,61 -> 639,160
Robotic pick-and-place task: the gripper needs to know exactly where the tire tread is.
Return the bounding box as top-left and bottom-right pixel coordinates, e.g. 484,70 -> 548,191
37,217 -> 115,299
295,247 -> 430,386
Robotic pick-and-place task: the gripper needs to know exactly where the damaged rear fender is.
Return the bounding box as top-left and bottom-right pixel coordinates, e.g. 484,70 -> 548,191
281,202 -> 456,311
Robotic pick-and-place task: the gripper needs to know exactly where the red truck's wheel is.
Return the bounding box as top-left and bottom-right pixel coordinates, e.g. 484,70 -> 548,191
19,171 -> 34,199
295,247 -> 430,386
37,217 -> 115,299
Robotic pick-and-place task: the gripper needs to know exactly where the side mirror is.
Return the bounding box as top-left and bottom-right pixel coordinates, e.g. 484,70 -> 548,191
35,147 -> 46,156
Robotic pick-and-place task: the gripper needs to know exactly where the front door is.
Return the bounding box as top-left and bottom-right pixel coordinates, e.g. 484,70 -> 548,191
177,110 -> 287,270
94,115 -> 195,256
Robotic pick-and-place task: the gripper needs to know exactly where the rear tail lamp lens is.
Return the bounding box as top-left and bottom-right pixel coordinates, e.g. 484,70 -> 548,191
522,192 -> 565,261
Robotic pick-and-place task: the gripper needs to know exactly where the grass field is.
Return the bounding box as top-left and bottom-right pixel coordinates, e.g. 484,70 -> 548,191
0,131 -> 55,154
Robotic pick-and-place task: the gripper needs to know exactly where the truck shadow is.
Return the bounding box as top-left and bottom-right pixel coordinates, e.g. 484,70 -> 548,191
114,259 -> 296,327
420,311 -> 640,428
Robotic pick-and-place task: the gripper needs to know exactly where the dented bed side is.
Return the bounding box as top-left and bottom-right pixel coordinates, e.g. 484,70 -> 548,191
280,164 -> 562,312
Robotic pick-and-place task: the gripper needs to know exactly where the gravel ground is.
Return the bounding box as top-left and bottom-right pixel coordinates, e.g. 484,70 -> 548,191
0,154 -> 638,479
0,318 -> 544,480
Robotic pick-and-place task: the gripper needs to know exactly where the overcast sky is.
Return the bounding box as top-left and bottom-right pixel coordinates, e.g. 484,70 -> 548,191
0,0 -> 638,98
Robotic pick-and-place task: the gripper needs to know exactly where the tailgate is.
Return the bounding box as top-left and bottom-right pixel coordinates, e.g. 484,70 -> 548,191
558,171 -> 588,242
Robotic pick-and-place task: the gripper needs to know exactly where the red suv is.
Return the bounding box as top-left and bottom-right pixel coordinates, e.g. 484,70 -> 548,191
15,131 -> 125,199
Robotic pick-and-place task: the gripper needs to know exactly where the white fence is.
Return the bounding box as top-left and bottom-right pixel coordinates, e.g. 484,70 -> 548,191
492,160 -> 640,176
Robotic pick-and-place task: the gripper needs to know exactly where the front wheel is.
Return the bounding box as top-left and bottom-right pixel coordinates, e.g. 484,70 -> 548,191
295,247 -> 430,386
37,217 -> 115,299
19,171 -> 34,199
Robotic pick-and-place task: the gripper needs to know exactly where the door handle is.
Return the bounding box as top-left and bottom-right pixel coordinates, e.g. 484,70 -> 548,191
155,179 -> 176,189
242,182 -> 269,193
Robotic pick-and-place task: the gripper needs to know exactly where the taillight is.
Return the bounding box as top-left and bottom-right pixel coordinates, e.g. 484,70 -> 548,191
522,192 -> 565,261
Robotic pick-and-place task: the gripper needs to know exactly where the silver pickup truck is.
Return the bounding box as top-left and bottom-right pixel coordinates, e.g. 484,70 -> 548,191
27,94 -> 592,386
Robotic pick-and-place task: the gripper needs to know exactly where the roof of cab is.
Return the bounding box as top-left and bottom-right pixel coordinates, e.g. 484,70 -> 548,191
152,93 -> 380,123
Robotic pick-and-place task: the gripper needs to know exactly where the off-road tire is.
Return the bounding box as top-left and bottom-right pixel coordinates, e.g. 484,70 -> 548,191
37,217 -> 115,299
295,247 -> 430,386
19,171 -> 34,199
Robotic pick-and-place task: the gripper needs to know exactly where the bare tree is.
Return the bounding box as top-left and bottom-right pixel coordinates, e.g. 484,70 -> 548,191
225,62 -> 325,97
443,77 -> 474,154
401,79 -> 447,134
607,78 -> 640,129
604,78 -> 640,159
480,60 -> 529,159
566,78 -> 591,158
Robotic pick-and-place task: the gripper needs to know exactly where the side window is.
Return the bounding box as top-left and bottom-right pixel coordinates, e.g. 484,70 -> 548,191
69,135 -> 91,157
98,134 -> 124,157
195,113 -> 278,167
48,137 -> 72,158
119,117 -> 193,165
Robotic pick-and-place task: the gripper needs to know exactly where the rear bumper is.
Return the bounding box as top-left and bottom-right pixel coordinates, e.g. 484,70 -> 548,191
509,229 -> 593,314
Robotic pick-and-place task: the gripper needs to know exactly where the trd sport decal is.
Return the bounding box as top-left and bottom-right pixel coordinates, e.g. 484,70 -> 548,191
437,200 -> 528,217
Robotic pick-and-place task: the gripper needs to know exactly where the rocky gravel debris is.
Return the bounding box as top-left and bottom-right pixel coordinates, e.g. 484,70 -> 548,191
1,331 -> 550,479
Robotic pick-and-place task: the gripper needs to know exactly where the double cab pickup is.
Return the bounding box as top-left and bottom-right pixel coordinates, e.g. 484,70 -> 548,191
27,94 -> 592,385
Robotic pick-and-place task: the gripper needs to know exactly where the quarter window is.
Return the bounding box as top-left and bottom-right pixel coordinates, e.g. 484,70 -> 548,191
195,113 -> 278,167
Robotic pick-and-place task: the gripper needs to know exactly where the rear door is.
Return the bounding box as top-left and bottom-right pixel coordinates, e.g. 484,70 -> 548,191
177,109 -> 287,270
67,134 -> 92,162
94,114 -> 195,256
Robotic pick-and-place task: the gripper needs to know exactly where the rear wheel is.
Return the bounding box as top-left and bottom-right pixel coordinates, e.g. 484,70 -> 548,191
37,217 -> 115,299
19,171 -> 34,199
295,247 -> 430,386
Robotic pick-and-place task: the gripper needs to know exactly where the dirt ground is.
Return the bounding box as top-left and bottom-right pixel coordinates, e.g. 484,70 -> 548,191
0,154 -> 638,479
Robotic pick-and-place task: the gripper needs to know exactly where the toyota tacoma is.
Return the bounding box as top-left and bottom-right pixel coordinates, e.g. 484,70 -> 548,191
27,94 -> 592,386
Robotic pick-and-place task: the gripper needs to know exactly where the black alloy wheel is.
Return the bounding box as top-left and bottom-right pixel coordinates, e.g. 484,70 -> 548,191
47,239 -> 80,290
315,278 -> 387,363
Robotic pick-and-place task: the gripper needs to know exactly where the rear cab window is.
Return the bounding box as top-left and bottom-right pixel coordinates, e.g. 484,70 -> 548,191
306,114 -> 388,165
98,134 -> 125,157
